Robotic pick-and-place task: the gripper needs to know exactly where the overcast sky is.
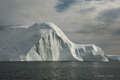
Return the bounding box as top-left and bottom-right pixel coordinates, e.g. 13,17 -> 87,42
0,0 -> 120,55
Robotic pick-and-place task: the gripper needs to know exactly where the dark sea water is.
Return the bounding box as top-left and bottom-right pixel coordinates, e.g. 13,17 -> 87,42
0,61 -> 120,80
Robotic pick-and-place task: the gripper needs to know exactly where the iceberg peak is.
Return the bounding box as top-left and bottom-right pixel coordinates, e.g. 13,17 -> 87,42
0,23 -> 109,61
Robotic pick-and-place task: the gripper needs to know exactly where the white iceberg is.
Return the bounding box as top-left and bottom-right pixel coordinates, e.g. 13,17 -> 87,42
0,23 -> 110,61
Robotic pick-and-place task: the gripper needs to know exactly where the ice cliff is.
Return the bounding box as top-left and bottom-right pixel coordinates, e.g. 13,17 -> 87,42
0,23 -> 109,61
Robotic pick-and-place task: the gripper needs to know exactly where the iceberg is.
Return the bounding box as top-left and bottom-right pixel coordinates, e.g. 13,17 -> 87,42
107,55 -> 120,61
0,23 -> 109,61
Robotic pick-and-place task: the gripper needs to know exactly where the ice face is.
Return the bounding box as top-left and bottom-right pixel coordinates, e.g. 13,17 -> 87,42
0,23 -> 110,61
26,23 -> 109,61
107,55 -> 120,61
26,23 -> 76,61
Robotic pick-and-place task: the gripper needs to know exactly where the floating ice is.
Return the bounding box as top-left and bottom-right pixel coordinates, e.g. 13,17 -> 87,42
0,23 -> 116,61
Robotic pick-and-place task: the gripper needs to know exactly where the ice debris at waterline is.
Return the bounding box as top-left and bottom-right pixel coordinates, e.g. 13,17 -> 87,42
0,23 -> 118,61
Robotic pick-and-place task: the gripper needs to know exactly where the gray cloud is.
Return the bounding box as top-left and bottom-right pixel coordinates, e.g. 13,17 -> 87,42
55,0 -> 77,12
76,30 -> 91,34
98,8 -> 120,25
112,28 -> 120,35
80,7 -> 95,13
0,0 -> 58,25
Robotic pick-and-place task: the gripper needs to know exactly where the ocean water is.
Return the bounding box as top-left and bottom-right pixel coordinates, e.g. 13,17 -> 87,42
0,62 -> 120,80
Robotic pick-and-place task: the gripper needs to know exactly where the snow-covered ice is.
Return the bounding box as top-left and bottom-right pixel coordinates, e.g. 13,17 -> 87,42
0,23 -> 118,61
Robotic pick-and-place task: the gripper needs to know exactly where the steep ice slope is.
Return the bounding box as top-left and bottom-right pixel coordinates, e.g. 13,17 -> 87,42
0,23 -> 109,61
26,23 -> 108,61
0,24 -> 41,61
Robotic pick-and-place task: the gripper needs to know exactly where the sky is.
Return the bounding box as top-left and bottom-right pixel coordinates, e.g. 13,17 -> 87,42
0,0 -> 120,55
